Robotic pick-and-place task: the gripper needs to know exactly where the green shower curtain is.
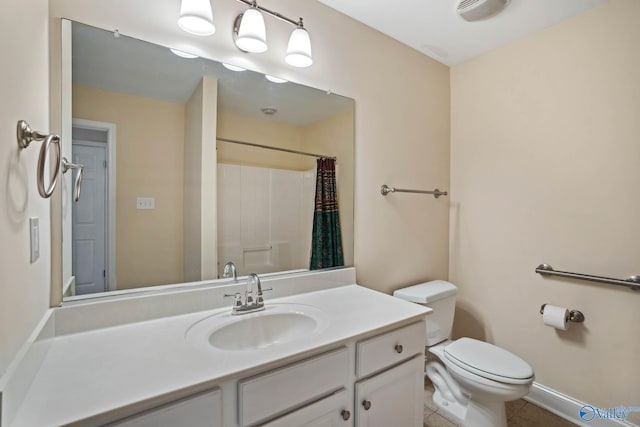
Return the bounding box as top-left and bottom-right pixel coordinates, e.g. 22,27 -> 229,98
310,158 -> 344,270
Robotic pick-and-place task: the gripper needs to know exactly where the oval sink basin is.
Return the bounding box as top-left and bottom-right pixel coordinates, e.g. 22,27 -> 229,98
186,303 -> 328,352
210,312 -> 316,351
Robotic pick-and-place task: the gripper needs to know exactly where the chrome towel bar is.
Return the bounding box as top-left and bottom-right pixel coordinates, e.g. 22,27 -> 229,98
380,184 -> 448,199
536,264 -> 640,291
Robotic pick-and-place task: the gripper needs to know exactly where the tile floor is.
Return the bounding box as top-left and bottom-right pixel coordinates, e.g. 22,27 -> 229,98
423,378 -> 577,427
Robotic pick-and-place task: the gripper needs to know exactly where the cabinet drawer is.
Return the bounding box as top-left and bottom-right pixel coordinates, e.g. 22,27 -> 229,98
258,389 -> 350,427
239,347 -> 349,426
109,388 -> 222,427
356,321 -> 425,378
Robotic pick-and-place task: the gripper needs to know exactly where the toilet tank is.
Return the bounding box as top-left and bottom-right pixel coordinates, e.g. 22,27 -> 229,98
393,280 -> 457,346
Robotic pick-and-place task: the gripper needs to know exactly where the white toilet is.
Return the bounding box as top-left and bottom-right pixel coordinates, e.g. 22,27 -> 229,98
394,280 -> 534,427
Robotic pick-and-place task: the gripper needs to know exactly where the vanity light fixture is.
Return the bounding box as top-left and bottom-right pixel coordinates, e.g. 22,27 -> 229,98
234,2 -> 268,53
170,48 -> 199,59
285,19 -> 312,67
178,0 -> 216,36
222,63 -> 247,72
265,75 -> 288,84
232,0 -> 313,67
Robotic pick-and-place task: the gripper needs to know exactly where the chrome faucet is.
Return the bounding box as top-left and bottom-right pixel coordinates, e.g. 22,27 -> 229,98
231,273 -> 266,315
222,261 -> 238,282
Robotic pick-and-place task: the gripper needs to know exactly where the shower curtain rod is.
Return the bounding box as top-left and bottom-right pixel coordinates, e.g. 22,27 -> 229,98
216,137 -> 336,160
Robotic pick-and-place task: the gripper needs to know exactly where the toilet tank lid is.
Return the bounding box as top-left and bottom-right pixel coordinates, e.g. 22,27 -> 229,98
393,280 -> 457,304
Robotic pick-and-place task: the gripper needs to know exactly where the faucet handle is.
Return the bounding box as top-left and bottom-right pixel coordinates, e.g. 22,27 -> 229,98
245,290 -> 254,306
224,292 -> 244,305
233,293 -> 243,307
233,292 -> 242,307
255,288 -> 273,304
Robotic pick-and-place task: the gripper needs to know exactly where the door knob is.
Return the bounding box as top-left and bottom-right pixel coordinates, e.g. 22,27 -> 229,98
362,400 -> 372,410
341,409 -> 351,420
395,344 -> 403,354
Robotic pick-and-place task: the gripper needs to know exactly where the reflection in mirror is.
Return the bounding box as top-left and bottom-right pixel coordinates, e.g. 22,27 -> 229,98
63,21 -> 354,299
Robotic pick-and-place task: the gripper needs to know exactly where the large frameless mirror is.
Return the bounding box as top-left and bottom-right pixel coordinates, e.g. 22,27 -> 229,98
61,21 -> 354,300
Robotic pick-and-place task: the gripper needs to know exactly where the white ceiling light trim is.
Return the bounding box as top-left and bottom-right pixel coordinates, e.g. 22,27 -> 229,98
170,48 -> 199,59
222,63 -> 247,72
265,75 -> 288,83
178,0 -> 216,36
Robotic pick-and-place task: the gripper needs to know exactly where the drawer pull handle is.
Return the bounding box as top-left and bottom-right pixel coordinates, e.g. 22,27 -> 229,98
341,409 -> 351,420
362,400 -> 372,410
395,344 -> 404,354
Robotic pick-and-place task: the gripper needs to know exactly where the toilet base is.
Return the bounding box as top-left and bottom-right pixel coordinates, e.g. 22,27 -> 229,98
432,389 -> 466,424
432,390 -> 507,427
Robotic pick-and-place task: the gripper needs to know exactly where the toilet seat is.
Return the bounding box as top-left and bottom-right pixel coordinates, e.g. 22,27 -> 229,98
444,338 -> 534,385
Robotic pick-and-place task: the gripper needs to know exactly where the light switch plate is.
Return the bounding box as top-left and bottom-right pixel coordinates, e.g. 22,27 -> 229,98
136,197 -> 155,210
30,217 -> 39,263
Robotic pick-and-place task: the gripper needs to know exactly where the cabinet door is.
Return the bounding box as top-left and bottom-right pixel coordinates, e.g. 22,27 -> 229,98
110,389 -> 222,427
259,390 -> 351,427
239,347 -> 349,426
355,356 -> 424,427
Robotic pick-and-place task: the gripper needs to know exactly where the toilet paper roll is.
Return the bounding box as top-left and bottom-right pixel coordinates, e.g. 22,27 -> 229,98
543,304 -> 569,330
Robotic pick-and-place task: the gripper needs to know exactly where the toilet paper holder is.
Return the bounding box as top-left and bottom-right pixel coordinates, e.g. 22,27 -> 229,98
539,304 -> 585,323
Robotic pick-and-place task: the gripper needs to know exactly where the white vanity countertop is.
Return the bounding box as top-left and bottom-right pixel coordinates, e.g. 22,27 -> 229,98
10,285 -> 430,427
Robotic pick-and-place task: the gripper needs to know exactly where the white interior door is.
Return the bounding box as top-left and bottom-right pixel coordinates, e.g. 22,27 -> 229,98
72,140 -> 107,295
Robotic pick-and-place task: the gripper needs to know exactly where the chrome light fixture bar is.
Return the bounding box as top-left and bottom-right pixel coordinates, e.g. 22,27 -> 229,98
233,0 -> 313,67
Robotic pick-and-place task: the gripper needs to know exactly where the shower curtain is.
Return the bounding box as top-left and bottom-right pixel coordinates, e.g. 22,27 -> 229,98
310,158 -> 344,270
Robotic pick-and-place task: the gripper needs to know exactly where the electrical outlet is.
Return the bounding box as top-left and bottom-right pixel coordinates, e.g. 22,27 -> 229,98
30,217 -> 39,263
136,197 -> 155,210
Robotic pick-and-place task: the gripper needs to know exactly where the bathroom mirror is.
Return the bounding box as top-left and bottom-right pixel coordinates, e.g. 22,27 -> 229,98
61,21 -> 354,299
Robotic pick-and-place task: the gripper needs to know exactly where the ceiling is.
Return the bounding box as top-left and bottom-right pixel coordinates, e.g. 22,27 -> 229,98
72,23 -> 353,126
317,0 -> 607,65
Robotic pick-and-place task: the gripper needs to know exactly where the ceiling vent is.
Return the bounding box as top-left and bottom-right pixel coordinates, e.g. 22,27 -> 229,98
456,0 -> 508,22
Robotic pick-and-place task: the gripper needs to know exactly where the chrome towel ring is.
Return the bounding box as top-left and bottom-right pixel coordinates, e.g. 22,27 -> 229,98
62,157 -> 84,202
17,120 -> 61,199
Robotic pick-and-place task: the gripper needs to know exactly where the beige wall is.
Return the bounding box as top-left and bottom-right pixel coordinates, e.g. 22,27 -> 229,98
0,0 -> 50,376
217,111 -> 313,171
303,109 -> 355,267
73,85 -> 185,289
184,76 -> 218,282
450,0 -> 640,417
50,0 -> 451,295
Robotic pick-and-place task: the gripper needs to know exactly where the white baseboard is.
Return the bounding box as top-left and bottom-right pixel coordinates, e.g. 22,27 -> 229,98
525,382 -> 639,427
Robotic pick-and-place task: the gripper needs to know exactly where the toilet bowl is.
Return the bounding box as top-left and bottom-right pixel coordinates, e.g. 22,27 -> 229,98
394,281 -> 534,427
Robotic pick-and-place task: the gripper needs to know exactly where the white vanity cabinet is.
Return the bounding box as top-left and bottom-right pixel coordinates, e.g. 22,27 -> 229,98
103,322 -> 425,427
246,321 -> 425,427
4,282 -> 431,427
354,322 -> 425,427
109,389 -> 223,427
354,357 -> 424,427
